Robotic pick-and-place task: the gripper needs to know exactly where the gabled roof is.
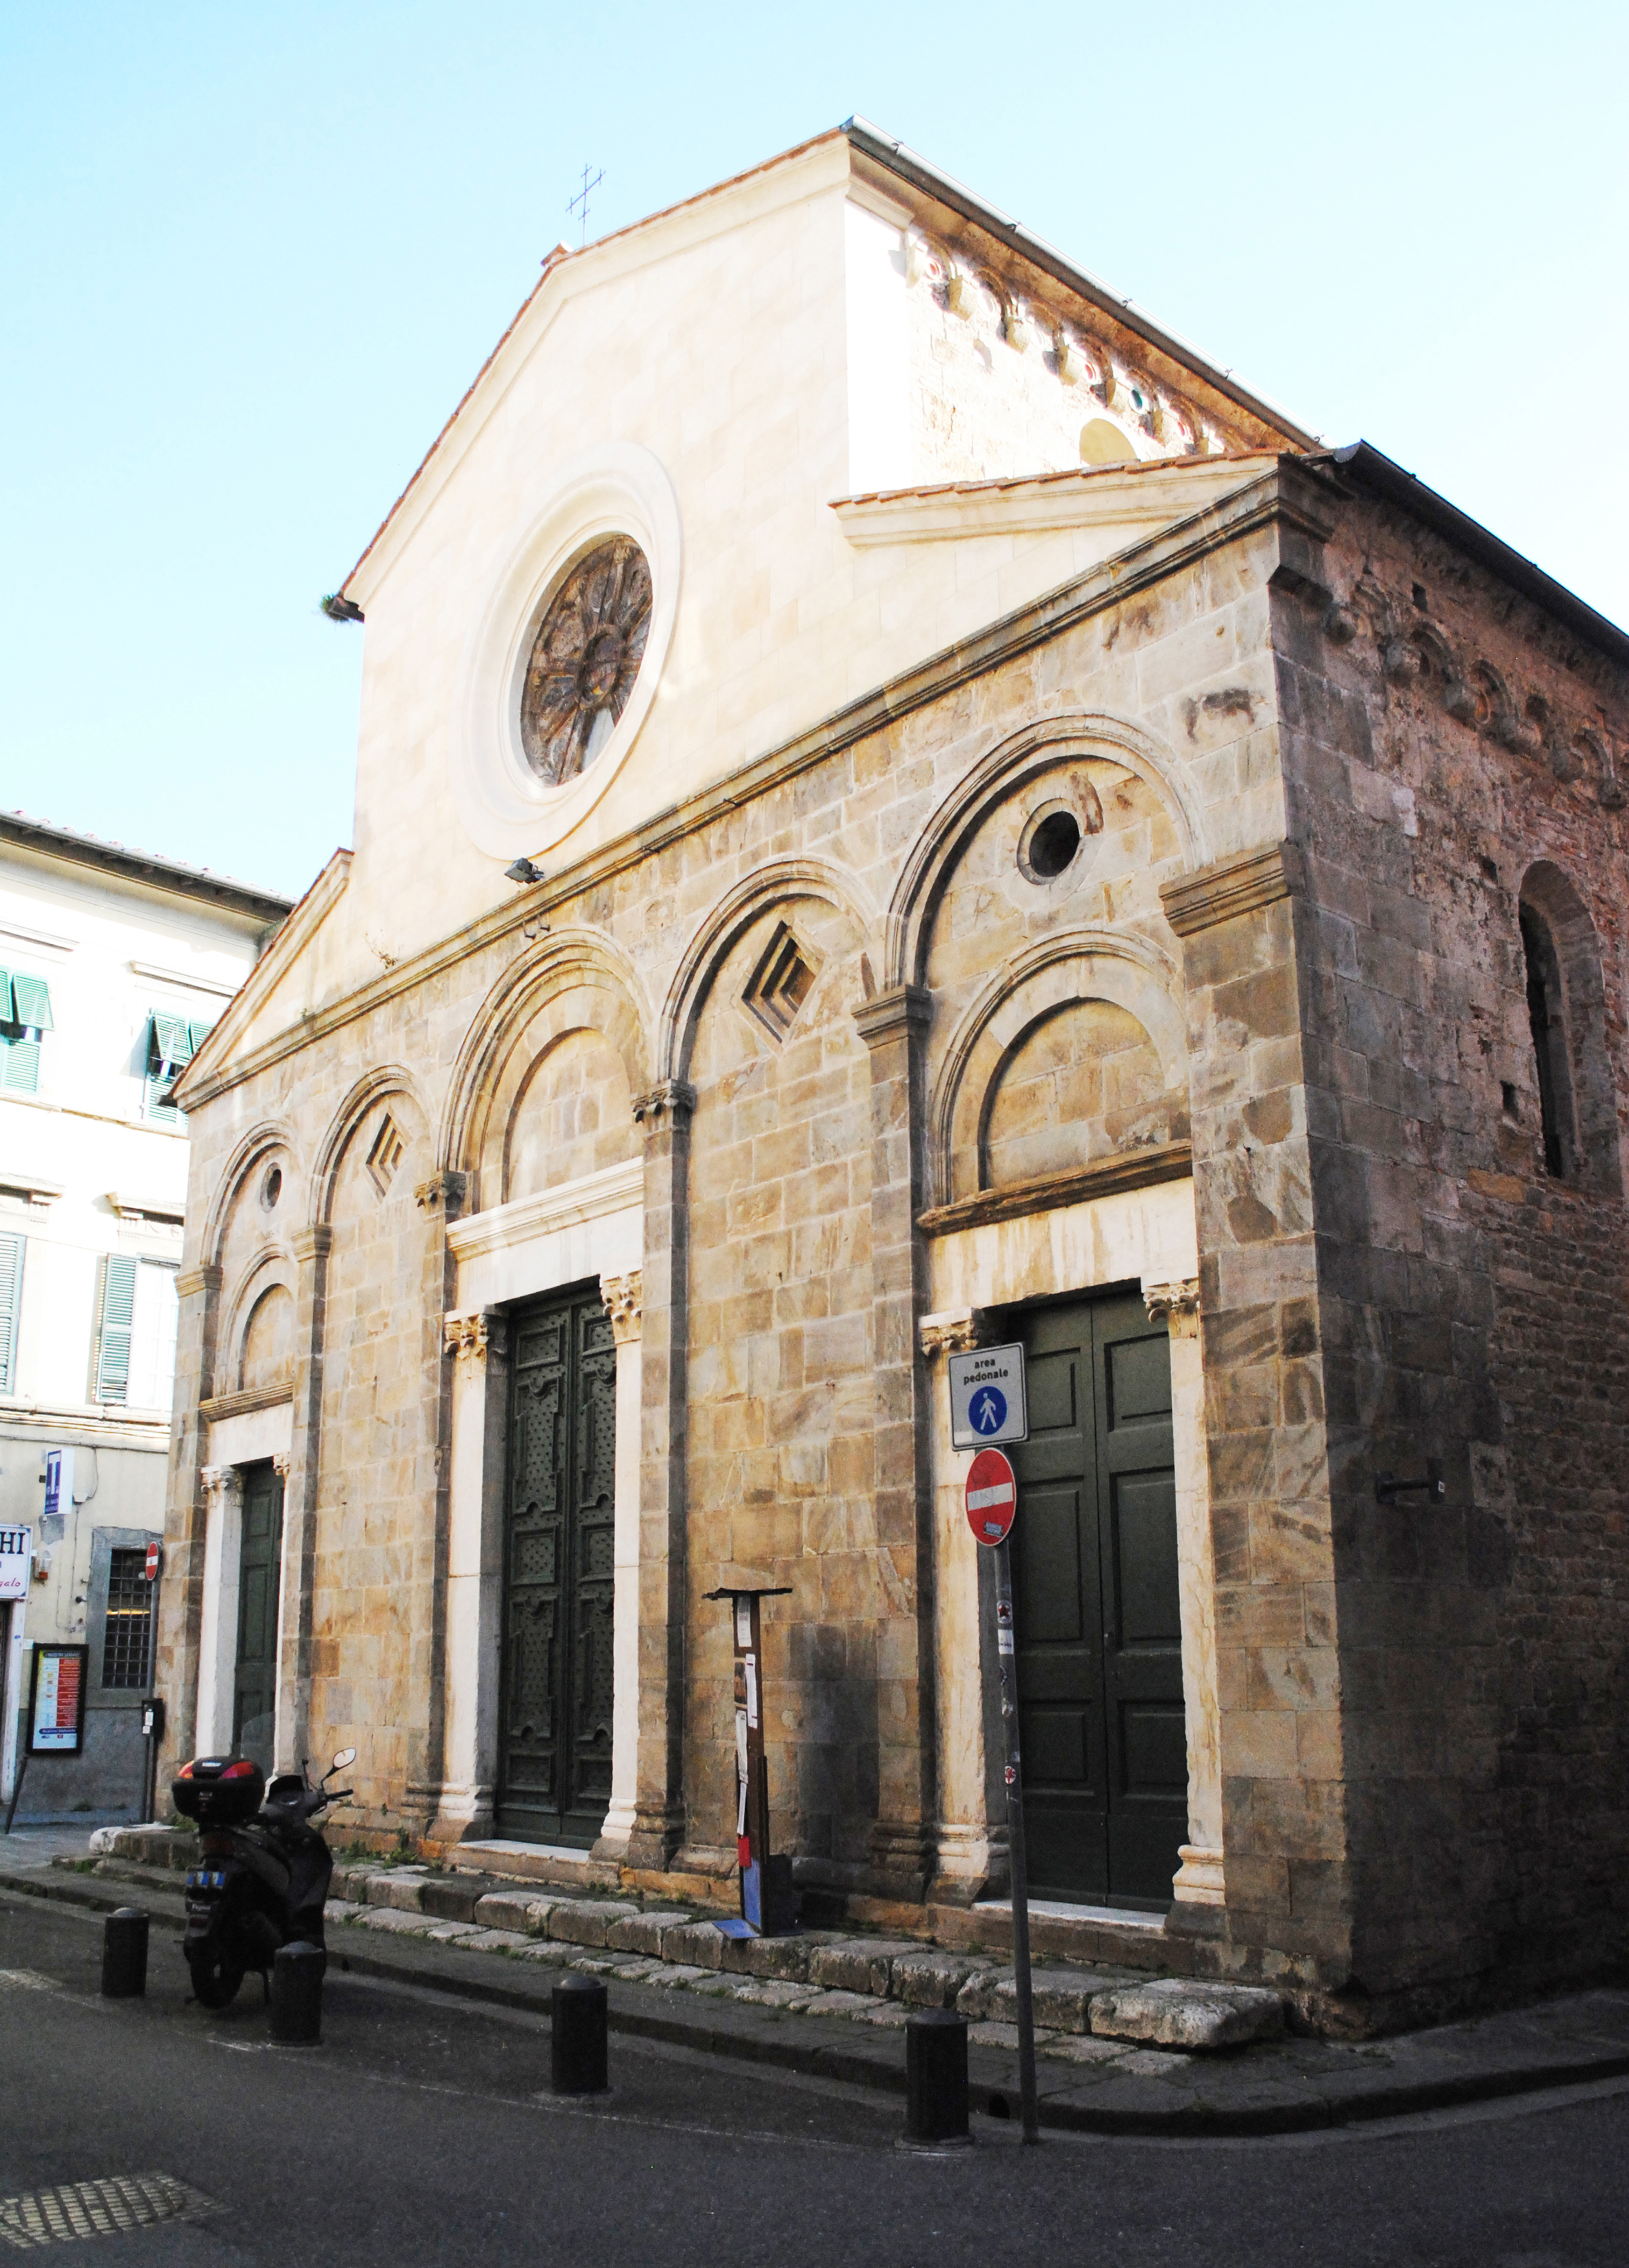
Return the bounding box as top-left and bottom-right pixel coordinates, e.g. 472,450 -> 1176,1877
335,122 -> 1312,608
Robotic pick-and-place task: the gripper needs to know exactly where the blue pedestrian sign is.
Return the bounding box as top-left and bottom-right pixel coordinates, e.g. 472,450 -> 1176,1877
947,1344 -> 1028,1449
970,1386 -> 1007,1435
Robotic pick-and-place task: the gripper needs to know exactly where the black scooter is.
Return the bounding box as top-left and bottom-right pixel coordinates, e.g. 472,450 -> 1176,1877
171,1747 -> 355,2009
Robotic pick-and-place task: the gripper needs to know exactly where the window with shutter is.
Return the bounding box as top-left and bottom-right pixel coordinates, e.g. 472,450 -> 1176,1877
95,1254 -> 138,1402
0,968 -> 50,1097
0,1233 -> 24,1394
143,1013 -> 196,1124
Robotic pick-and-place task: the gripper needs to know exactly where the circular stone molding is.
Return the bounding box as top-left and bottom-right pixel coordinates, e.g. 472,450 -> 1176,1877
452,442 -> 681,859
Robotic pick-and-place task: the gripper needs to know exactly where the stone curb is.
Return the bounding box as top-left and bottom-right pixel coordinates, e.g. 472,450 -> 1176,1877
7,1862 -> 1629,2139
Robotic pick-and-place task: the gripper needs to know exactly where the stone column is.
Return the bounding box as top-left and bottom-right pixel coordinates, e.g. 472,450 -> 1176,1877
195,1463 -> 244,1755
429,1305 -> 509,1846
626,1081 -> 694,1869
919,1308 -> 1006,1904
1144,1277 -> 1226,1912
274,1224 -> 331,1777
406,1171 -> 468,1835
852,983 -> 937,1900
155,1261 -> 222,1786
596,1269 -> 644,1860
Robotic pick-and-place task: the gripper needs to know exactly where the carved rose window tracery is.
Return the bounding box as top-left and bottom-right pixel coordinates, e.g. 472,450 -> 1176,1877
519,537 -> 653,787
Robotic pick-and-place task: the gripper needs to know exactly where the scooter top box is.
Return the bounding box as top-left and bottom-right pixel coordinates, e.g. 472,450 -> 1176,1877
172,1755 -> 266,1825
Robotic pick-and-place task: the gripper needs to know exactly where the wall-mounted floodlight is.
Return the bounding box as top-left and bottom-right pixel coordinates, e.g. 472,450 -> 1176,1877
505,857 -> 545,885
321,593 -> 364,624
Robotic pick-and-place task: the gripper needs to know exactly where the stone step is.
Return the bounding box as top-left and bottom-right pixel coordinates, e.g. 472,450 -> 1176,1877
443,1839 -> 620,1893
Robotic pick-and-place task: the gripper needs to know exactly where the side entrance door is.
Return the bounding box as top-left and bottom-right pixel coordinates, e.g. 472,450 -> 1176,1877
497,1285 -> 617,1845
232,1462 -> 284,1771
1008,1289 -> 1187,1907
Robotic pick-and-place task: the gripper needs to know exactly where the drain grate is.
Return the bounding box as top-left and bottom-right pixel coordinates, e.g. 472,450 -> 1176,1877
0,2176 -> 223,2250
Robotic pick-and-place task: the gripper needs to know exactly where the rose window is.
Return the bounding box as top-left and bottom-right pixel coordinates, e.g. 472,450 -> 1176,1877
519,537 -> 653,786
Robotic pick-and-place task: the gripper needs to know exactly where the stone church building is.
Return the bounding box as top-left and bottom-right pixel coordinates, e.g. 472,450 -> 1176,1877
158,121 -> 1629,2018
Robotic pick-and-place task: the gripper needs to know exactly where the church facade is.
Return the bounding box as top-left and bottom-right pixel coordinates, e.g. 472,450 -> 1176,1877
157,123 -> 1629,2021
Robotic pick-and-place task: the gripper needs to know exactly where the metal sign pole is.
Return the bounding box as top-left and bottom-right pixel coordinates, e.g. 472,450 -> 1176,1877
993,1535 -> 1039,2145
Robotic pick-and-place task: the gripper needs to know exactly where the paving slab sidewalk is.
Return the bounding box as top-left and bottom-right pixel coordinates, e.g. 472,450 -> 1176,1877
4,1856 -> 1629,2136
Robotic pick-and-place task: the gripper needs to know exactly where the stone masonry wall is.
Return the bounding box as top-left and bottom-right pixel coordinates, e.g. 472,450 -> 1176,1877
1275,476 -> 1629,2003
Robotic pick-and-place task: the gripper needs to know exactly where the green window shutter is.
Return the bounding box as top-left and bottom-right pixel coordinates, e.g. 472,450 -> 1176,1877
96,1254 -> 137,1402
144,1012 -> 187,1124
0,1233 -> 23,1393
1,1033 -> 39,1095
188,1019 -> 215,1056
10,973 -> 52,1031
0,968 -> 11,1019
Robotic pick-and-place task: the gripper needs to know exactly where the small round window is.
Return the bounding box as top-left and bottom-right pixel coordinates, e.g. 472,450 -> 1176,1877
260,1164 -> 283,1213
1025,810 -> 1081,879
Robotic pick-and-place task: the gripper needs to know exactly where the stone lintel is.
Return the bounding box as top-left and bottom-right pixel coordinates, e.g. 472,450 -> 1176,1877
1159,842 -> 1303,938
917,1142 -> 1192,1235
197,1382 -> 294,1424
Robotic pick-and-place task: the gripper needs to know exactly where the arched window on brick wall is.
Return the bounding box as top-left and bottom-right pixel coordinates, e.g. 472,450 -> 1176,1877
1518,862 -> 1622,1197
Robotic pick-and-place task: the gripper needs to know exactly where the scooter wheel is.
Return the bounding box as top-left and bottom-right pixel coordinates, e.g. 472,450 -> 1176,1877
187,1946 -> 246,2009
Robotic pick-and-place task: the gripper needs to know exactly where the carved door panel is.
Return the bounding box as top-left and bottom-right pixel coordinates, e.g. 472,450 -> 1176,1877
1010,1291 -> 1186,1907
497,1287 -> 616,1845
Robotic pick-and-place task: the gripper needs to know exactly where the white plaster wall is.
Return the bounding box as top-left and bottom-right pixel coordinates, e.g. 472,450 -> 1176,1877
844,193 -> 912,494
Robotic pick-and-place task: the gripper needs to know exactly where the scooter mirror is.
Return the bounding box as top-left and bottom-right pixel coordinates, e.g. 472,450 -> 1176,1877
331,1747 -> 357,1772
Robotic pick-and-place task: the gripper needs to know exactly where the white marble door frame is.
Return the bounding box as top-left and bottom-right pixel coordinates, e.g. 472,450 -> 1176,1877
919,1176 -> 1223,1910
439,1159 -> 644,1853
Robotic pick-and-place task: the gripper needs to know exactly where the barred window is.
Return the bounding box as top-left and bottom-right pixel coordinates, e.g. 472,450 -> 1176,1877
101,1549 -> 154,1689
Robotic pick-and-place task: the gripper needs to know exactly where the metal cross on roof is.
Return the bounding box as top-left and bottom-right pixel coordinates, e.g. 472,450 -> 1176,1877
568,162 -> 603,248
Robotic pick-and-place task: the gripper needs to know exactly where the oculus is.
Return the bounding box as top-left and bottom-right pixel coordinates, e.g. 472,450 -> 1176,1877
519,537 -> 653,787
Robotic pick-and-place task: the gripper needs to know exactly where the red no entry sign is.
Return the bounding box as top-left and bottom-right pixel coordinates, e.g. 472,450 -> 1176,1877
144,1540 -> 161,1582
965,1447 -> 1017,1546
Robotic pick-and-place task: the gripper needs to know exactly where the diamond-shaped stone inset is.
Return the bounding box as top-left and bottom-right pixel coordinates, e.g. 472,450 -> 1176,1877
743,922 -> 821,1044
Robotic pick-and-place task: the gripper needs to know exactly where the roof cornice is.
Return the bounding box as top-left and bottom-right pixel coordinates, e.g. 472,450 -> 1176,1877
0,811 -> 293,926
843,117 -> 1317,453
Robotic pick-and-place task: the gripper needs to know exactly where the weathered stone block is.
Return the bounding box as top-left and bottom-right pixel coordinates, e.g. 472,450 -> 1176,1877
1089,1978 -> 1286,2050
472,1891 -> 541,1932
604,1908 -> 694,1956
546,1899 -> 641,1947
657,1920 -> 727,1970
890,1950 -> 982,2007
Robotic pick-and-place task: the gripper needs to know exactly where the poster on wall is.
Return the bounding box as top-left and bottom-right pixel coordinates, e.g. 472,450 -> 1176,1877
28,1644 -> 87,1755
0,1526 -> 30,1603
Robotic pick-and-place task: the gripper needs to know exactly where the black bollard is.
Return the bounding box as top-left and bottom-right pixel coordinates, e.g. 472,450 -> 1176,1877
101,1908 -> 149,1998
906,2008 -> 970,2144
270,1940 -> 325,2045
551,1973 -> 608,2094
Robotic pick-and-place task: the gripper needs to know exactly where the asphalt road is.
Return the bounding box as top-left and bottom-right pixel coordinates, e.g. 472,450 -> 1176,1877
3,1887 -> 1627,2267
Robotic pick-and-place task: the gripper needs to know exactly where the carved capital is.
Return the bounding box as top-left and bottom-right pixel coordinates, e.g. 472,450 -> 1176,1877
176,1263 -> 223,1301
442,1309 -> 490,1361
415,1170 -> 468,1217
200,1464 -> 243,1507
918,1307 -> 993,1360
852,984 -> 932,1053
1159,842 -> 1302,939
632,1081 -> 695,1130
292,1224 -> 334,1265
601,1271 -> 643,1346
1144,1278 -> 1201,1338
271,1451 -> 292,1480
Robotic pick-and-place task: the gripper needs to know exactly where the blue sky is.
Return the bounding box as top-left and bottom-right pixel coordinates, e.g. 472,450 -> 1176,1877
3,3 -> 1625,901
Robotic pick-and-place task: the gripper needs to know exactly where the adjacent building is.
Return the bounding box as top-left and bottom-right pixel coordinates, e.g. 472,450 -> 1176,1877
1,813 -> 288,1822
155,123 -> 1628,2025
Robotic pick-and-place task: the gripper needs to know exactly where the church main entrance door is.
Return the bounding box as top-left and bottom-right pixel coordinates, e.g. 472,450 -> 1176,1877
497,1286 -> 617,1845
1008,1289 -> 1187,1907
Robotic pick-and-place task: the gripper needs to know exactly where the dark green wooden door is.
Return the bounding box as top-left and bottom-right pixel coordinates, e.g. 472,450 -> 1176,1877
497,1286 -> 617,1845
232,1462 -> 284,1771
1009,1291 -> 1186,1907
